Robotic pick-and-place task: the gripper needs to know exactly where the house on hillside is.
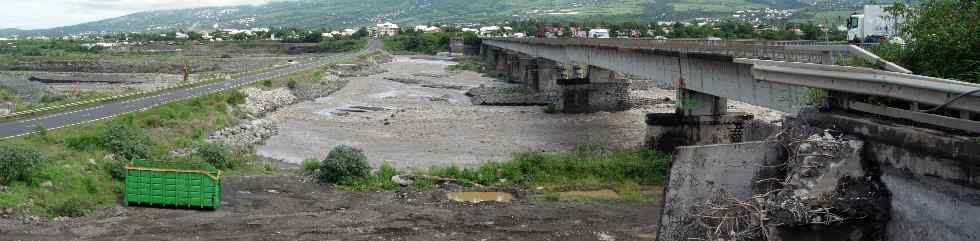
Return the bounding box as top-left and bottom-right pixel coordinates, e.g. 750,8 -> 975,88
425,26 -> 443,33
0,101 -> 15,115
373,22 -> 400,38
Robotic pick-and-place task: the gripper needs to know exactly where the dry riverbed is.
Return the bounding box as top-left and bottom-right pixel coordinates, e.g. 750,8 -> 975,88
257,56 -> 650,168
1,55 -> 685,240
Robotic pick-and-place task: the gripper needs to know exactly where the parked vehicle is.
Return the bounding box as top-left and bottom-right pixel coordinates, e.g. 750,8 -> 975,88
847,5 -> 901,43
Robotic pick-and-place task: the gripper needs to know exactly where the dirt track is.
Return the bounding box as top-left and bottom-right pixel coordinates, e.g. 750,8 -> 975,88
0,176 -> 661,241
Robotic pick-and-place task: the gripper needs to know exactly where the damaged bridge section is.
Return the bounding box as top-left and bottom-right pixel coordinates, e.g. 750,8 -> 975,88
658,112 -> 980,241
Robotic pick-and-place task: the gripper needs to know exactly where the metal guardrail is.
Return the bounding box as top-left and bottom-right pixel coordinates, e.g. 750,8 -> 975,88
483,37 -> 910,72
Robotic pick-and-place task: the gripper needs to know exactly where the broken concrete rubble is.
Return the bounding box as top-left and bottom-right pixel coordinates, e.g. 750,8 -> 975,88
240,87 -> 297,117
660,125 -> 891,241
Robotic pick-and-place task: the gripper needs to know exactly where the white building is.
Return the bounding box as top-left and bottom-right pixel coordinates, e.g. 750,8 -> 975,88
373,22 -> 400,38
342,29 -> 357,36
588,29 -> 610,38
175,32 -> 190,39
479,26 -> 508,37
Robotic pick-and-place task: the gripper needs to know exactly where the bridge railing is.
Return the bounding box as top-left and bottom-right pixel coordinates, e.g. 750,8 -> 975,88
483,37 -> 909,73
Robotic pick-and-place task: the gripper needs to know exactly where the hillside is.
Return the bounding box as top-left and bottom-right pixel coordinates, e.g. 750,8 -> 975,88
0,0 -> 891,36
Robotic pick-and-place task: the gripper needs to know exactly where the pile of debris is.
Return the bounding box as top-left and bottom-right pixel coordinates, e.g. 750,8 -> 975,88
209,87 -> 294,146
331,53 -> 392,77
208,118 -> 278,147
240,87 -> 297,117
291,76 -> 347,100
677,130 -> 890,241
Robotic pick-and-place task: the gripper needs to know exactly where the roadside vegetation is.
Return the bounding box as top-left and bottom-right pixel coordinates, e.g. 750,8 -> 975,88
311,144 -> 671,203
881,0 -> 980,83
383,31 -> 480,54
0,90 -> 265,217
317,38 -> 368,52
0,40 -> 181,65
0,46 -> 382,217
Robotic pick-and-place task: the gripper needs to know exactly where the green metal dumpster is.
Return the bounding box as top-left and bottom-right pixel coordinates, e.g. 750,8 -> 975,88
124,160 -> 222,209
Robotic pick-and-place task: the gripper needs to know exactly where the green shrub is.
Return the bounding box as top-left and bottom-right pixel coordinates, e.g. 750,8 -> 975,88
226,91 -> 246,105
33,124 -> 49,141
0,144 -> 43,185
287,79 -> 298,89
317,145 -> 370,184
98,121 -> 154,161
101,160 -> 127,181
341,162 -> 401,191
301,159 -> 320,175
195,143 -> 232,169
262,79 -> 273,87
64,134 -> 100,152
47,196 -> 95,217
543,104 -> 559,114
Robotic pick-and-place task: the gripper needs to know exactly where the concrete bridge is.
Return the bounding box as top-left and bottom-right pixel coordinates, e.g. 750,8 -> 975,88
479,37 -> 980,241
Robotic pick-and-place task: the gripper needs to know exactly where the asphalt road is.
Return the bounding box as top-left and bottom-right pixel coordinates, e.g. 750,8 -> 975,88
0,39 -> 382,139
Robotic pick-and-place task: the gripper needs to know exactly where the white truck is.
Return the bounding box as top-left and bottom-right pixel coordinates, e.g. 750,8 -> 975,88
847,5 -> 902,43
588,29 -> 610,38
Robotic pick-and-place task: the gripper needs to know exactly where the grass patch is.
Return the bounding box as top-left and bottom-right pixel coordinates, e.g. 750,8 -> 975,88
332,145 -> 671,203
423,146 -> 670,189
339,162 -> 401,191
447,60 -> 484,73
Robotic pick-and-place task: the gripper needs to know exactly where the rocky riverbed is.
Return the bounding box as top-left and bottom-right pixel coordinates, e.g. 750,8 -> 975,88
255,56 -> 651,168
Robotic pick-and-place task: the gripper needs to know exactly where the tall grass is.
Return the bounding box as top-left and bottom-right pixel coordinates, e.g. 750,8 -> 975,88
337,147 -> 671,193
427,147 -> 670,189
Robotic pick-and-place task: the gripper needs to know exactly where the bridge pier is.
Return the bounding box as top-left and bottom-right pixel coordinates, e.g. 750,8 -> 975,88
494,51 -> 508,74
646,89 -> 754,152
483,47 -> 497,67
535,58 -> 560,92
554,65 -> 630,113
512,56 -> 533,84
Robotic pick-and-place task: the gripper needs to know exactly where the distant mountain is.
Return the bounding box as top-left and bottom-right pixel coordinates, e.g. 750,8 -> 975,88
3,0 -> 885,37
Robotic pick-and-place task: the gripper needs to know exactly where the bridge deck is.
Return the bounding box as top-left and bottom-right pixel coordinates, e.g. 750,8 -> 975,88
482,38 -> 980,134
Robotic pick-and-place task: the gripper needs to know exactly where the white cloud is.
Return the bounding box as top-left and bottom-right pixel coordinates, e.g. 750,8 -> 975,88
0,0 -> 272,30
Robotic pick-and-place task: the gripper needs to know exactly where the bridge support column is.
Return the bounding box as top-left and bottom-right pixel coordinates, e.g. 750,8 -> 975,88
483,47 -> 496,66
535,58 -> 559,92
555,65 -> 630,113
495,51 -> 508,73
512,57 -> 532,84
646,89 -> 754,152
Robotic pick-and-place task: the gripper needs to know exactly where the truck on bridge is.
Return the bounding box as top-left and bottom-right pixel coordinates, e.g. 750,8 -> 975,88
847,5 -> 902,44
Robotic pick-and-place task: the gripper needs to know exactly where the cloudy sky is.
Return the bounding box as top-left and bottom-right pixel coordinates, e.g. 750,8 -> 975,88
0,0 -> 273,30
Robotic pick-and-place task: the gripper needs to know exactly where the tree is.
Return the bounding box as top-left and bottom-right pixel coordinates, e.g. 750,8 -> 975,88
888,0 -> 980,83
352,27 -> 369,39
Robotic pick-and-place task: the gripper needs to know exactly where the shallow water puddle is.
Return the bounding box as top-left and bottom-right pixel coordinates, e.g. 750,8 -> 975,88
447,192 -> 514,203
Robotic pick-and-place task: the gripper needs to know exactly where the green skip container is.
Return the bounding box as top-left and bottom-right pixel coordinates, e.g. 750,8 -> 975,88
124,160 -> 222,209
